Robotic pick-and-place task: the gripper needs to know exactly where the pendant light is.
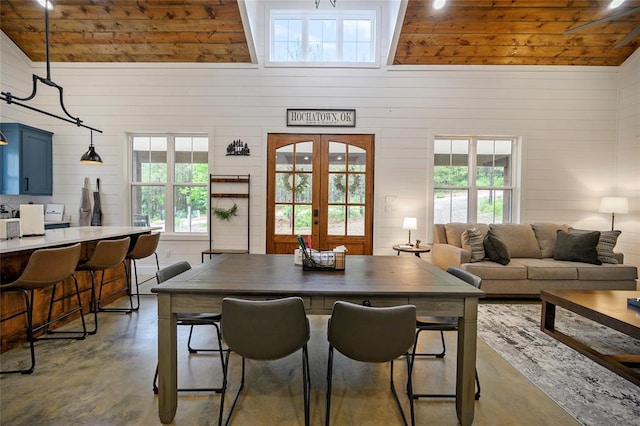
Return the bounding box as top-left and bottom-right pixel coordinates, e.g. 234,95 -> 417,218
0,131 -> 8,145
80,131 -> 103,164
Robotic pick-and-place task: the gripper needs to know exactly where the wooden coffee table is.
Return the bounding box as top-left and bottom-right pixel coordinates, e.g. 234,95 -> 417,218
540,290 -> 640,386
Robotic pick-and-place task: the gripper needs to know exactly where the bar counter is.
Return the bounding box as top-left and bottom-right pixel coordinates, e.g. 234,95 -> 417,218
1,226 -> 152,351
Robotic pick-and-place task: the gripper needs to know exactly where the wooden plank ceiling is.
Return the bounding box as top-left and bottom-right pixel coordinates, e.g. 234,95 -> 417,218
0,0 -> 639,66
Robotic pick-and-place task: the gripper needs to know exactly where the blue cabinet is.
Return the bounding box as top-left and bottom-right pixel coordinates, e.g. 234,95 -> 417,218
0,123 -> 53,195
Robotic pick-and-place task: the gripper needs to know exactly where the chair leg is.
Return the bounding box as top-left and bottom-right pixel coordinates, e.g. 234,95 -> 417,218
302,344 -> 310,426
1,289 -> 35,375
413,328 -> 446,358
325,345 -> 334,426
40,275 -> 87,340
221,356 -> 246,426
188,322 -> 224,353
97,265 -> 135,314
389,359 -> 414,426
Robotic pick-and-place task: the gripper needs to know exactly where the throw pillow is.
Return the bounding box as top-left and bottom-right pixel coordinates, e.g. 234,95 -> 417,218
554,230 -> 602,265
568,227 -> 622,264
531,223 -> 570,258
483,231 -> 510,265
461,228 -> 485,262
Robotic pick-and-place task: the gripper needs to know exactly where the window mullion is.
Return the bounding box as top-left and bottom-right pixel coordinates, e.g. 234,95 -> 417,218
166,135 -> 175,233
468,138 -> 478,222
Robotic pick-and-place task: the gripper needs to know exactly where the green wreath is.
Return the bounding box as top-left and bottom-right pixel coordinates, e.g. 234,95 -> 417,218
213,202 -> 238,221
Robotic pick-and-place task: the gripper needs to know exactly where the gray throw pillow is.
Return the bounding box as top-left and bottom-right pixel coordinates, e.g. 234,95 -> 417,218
554,230 -> 602,265
483,231 -> 510,265
461,228 -> 485,262
568,227 -> 621,264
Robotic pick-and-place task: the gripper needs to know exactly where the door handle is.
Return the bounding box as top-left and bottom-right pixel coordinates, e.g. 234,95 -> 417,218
313,209 -> 319,225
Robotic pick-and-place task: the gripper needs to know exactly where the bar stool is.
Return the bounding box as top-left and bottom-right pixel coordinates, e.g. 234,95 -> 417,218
0,243 -> 86,374
125,232 -> 160,310
75,237 -> 131,334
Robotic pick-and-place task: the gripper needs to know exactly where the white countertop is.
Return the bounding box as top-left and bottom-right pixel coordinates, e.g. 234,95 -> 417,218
0,226 -> 152,254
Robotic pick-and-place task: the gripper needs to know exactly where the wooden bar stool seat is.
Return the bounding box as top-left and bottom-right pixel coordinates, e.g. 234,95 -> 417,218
75,237 -> 131,334
0,243 -> 86,374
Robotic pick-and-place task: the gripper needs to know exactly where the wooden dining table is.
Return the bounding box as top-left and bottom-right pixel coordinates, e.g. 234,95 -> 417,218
152,254 -> 485,425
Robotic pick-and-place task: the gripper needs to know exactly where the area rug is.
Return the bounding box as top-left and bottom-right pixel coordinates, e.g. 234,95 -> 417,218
477,303 -> 640,426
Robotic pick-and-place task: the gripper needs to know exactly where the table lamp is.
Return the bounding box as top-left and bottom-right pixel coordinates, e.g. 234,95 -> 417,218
402,217 -> 417,245
599,197 -> 628,230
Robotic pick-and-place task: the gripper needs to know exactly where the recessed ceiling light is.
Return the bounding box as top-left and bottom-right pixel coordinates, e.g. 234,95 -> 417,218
433,0 -> 446,11
37,0 -> 55,10
609,0 -> 626,9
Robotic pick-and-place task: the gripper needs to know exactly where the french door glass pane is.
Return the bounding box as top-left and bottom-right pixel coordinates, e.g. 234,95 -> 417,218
347,206 -> 365,236
348,146 -> 366,172
295,173 -> 312,203
328,205 -> 345,236
174,186 -> 207,233
295,142 -> 313,172
294,205 -> 312,235
328,142 -> 346,171
131,185 -> 166,232
275,204 -> 292,234
275,145 -> 294,171
348,174 -> 365,204
275,173 -> 293,203
329,173 -> 346,203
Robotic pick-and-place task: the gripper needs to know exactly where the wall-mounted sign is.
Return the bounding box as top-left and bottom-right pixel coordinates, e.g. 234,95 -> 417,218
287,109 -> 356,127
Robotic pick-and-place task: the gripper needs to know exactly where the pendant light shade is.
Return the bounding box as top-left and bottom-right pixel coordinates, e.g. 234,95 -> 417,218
80,131 -> 103,164
0,131 -> 8,145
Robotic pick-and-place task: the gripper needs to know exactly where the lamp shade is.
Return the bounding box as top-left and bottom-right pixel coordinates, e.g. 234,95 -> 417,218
0,131 -> 8,145
598,197 -> 629,214
80,145 -> 103,164
402,217 -> 417,230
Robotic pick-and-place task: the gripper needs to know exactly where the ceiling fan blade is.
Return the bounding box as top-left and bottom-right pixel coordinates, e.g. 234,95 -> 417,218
564,6 -> 640,35
614,23 -> 640,47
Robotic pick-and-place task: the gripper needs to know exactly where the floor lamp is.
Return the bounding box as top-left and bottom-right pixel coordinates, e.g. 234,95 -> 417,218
599,197 -> 629,230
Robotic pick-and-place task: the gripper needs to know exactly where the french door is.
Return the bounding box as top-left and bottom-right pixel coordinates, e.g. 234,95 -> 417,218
266,133 -> 374,255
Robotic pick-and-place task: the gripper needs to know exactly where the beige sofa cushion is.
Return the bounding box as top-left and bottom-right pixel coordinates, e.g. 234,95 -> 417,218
531,223 -> 569,258
444,223 -> 490,248
515,258 -> 578,280
575,264 -> 638,281
489,224 -> 542,258
463,262 -> 527,280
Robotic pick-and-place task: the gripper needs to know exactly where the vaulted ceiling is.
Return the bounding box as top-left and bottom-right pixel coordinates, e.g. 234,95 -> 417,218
1,0 -> 639,66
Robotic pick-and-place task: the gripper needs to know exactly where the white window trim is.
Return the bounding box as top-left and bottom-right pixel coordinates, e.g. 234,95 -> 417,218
430,135 -> 521,230
129,133 -> 209,236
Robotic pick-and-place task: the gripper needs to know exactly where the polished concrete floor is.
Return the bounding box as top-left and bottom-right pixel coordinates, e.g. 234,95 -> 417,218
1,291 -> 579,426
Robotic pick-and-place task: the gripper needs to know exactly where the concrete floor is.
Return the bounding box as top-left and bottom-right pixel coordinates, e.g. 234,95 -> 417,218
0,293 -> 579,426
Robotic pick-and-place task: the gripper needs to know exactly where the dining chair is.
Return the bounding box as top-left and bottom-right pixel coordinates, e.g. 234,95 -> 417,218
152,260 -> 226,394
326,301 -> 416,426
408,266 -> 481,400
219,296 -> 310,426
0,243 -> 86,374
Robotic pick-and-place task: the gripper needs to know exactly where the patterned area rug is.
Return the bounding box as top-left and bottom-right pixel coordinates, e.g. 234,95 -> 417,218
477,303 -> 640,426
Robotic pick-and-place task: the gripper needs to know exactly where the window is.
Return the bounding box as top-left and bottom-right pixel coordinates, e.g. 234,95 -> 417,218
130,134 -> 209,233
433,137 -> 517,224
269,9 -> 377,65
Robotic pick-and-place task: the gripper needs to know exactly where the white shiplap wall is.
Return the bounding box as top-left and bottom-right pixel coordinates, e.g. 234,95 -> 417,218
1,33 -> 638,272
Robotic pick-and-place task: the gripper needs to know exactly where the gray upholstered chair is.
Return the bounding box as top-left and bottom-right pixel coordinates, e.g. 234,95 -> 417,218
75,236 -> 131,334
0,243 -> 85,374
326,301 -> 416,426
125,232 -> 160,310
152,260 -> 226,394
220,297 -> 310,426
409,266 -> 481,400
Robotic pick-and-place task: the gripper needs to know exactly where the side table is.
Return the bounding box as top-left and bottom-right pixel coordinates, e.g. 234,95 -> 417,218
392,244 -> 431,258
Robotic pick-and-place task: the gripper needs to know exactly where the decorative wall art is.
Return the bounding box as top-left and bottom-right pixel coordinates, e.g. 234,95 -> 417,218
226,139 -> 250,156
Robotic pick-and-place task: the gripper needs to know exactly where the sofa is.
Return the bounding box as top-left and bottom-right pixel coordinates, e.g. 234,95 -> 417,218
432,222 -> 638,298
